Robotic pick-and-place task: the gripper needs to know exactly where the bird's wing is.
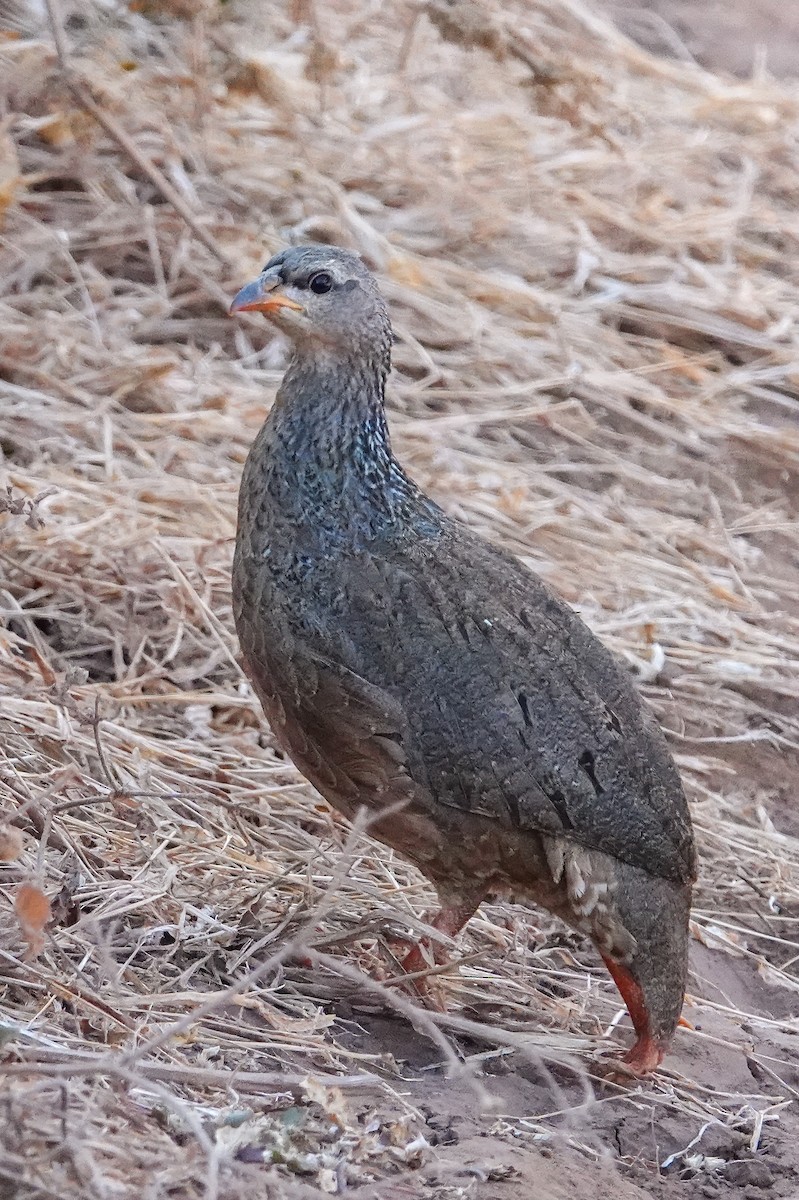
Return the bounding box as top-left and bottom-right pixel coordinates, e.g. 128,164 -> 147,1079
238,608 -> 412,799
315,529 -> 695,886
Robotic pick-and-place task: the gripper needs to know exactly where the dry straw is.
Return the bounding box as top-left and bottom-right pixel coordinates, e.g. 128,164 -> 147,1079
1,0 -> 798,1196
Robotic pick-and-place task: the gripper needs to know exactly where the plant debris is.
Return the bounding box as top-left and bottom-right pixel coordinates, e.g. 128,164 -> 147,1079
1,0 -> 798,1197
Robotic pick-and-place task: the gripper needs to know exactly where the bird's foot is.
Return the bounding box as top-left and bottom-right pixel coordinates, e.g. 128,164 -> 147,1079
597,1034 -> 666,1085
383,902 -> 478,1008
382,901 -> 482,1009
399,937 -> 445,974
623,1033 -> 666,1075
379,936 -> 449,1009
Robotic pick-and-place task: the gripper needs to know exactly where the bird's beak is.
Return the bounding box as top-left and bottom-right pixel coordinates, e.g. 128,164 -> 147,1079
229,275 -> 304,317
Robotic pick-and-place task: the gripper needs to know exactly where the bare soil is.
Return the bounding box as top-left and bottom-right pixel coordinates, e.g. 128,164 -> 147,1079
604,0 -> 799,78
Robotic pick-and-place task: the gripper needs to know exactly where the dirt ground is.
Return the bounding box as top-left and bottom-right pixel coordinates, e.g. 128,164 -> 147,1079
604,0 -> 799,78
2,1 -> 799,1198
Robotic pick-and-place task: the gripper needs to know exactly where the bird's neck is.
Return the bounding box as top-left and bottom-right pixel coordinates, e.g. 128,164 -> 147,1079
247,347 -> 440,540
275,349 -> 394,487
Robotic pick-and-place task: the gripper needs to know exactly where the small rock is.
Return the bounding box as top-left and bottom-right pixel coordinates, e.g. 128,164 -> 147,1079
724,1159 -> 773,1189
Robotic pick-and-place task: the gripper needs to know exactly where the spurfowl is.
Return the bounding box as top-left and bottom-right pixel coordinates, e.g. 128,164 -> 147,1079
229,245 -> 696,1074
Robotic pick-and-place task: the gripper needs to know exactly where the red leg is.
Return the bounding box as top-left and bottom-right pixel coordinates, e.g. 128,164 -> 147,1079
390,900 -> 482,1005
601,953 -> 665,1075
289,952 -> 314,968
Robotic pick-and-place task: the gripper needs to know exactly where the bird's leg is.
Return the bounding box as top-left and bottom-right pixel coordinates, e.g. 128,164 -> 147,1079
600,952 -> 665,1075
388,899 -> 482,1007
400,902 -> 479,973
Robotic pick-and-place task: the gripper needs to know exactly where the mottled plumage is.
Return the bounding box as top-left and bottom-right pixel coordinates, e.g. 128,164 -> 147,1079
229,245 -> 696,1073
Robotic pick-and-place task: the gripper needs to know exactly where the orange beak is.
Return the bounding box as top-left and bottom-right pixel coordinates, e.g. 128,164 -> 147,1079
229,277 -> 304,316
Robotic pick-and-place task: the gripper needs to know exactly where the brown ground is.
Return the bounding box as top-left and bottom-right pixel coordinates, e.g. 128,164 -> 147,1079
2,1 -> 799,1198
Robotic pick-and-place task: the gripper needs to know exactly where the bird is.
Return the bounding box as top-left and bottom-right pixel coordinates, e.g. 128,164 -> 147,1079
228,244 -> 696,1074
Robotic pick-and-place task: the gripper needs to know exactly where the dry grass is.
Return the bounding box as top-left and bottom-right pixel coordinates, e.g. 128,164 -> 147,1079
1,0 -> 799,1196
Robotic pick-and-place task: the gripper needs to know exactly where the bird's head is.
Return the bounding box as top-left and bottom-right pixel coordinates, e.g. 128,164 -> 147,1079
229,245 -> 391,362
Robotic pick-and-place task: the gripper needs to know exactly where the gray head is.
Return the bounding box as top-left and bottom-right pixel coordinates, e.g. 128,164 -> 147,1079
229,245 -> 391,364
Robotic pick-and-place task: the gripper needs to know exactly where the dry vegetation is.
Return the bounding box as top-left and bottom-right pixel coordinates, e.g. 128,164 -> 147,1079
1,0 -> 799,1197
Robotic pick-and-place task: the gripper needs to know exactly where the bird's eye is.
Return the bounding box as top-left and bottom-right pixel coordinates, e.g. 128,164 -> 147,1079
309,272 -> 333,294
